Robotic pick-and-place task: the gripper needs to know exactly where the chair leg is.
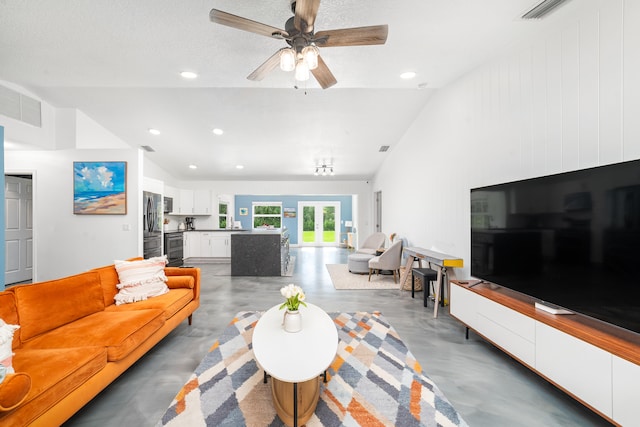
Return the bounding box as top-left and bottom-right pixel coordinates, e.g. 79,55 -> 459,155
368,268 -> 372,281
392,270 -> 397,283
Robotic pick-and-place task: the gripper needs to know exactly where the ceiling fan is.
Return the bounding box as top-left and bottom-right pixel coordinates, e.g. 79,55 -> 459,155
209,0 -> 388,89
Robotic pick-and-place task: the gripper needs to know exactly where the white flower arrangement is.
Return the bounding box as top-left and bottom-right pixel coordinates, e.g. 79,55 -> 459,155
279,284 -> 307,311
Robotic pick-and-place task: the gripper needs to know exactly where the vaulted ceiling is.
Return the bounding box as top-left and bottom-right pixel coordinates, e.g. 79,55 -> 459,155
0,0 -> 574,180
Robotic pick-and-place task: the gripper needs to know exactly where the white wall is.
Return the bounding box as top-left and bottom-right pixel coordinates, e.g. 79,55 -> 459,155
5,149 -> 142,281
373,0 -> 640,278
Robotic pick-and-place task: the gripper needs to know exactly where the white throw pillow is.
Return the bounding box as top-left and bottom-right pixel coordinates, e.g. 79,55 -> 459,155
113,255 -> 169,305
0,318 -> 19,376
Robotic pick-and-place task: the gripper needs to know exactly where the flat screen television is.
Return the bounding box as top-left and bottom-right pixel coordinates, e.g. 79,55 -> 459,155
470,159 -> 640,335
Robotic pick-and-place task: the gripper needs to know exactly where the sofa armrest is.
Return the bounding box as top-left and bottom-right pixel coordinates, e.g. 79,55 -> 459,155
164,267 -> 201,300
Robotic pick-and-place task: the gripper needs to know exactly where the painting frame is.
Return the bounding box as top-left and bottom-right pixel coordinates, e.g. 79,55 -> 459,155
73,161 -> 127,215
239,207 -> 248,216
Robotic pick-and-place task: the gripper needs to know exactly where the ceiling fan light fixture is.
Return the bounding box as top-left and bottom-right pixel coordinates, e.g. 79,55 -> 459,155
295,60 -> 310,81
279,48 -> 296,72
302,45 -> 319,70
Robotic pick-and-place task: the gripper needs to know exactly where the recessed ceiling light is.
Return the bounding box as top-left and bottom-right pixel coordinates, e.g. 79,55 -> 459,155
400,71 -> 417,79
212,128 -> 224,135
236,165 -> 244,169
180,71 -> 198,79
188,164 -> 197,169
148,128 -> 161,135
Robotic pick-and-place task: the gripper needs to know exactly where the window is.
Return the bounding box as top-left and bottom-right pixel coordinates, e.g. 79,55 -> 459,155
253,202 -> 282,229
219,202 -> 228,229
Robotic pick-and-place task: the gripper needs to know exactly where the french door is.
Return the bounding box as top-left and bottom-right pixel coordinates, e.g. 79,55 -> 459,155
298,202 -> 340,246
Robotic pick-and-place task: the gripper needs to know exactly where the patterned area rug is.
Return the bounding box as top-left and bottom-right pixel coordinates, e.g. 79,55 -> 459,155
157,311 -> 467,427
326,264 -> 399,290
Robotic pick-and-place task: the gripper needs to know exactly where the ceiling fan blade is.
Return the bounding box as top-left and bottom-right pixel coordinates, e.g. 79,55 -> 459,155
247,50 -> 282,81
314,25 -> 388,47
311,55 -> 337,89
210,9 -> 288,39
293,0 -> 321,33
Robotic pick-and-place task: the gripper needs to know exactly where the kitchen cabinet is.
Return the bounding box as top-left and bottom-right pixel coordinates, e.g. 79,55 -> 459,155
183,231 -> 200,258
176,189 -> 212,215
194,189 -> 212,214
211,233 -> 231,257
178,189 -> 194,214
199,232 -> 214,257
185,231 -> 230,258
200,232 -> 231,257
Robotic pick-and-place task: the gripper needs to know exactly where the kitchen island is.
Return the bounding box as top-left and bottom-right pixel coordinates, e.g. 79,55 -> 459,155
231,229 -> 289,276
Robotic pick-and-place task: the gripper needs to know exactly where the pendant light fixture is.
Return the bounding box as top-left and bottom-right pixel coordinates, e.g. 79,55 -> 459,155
314,164 -> 334,176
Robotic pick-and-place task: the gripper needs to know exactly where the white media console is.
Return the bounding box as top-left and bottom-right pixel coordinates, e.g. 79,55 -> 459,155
450,281 -> 640,426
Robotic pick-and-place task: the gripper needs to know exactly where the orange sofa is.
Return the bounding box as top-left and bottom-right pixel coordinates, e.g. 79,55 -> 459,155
0,262 -> 200,427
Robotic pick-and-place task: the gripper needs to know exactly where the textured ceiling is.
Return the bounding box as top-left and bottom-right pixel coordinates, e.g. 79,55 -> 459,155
0,0 -> 577,180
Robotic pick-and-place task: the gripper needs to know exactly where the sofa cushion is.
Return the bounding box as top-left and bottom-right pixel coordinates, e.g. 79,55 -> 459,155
105,288 -> 194,320
114,256 -> 169,305
0,372 -> 31,412
20,309 -> 164,362
3,347 -> 107,427
0,293 -> 20,349
91,264 -> 121,307
166,275 -> 194,289
13,272 -> 105,342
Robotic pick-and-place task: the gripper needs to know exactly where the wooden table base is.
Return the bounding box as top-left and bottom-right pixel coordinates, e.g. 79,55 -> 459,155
271,376 -> 320,427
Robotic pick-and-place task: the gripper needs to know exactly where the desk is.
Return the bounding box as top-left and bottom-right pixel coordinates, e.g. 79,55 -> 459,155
400,246 -> 463,318
252,303 -> 338,427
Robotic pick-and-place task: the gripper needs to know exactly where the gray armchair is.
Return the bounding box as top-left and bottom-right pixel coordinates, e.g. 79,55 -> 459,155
368,240 -> 403,283
356,232 -> 386,255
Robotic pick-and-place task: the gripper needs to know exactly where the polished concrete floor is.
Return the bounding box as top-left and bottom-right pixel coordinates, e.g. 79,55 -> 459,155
64,248 -> 612,427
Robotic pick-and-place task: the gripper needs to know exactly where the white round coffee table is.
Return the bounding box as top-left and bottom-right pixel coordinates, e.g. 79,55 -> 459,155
253,303 -> 338,427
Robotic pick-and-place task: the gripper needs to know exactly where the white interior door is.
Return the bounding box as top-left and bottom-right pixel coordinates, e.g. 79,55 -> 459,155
5,175 -> 33,284
298,202 -> 340,246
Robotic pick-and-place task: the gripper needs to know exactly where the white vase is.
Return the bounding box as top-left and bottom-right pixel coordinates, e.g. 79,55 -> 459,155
282,309 -> 302,333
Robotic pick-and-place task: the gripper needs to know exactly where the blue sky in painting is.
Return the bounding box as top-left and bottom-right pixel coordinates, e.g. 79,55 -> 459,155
74,162 -> 126,195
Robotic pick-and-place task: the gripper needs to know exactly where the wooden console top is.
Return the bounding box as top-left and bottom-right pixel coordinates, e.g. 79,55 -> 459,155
452,280 -> 640,366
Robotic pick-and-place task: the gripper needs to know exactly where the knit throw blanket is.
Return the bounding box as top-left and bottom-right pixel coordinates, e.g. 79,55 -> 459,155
158,311 -> 468,427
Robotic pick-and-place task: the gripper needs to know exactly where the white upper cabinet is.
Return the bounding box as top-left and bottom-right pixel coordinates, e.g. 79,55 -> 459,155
176,189 -> 212,215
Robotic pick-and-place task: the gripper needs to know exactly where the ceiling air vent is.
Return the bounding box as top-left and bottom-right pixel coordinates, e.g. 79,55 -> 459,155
521,0 -> 571,20
0,84 -> 42,127
140,145 -> 155,152
379,145 -> 390,152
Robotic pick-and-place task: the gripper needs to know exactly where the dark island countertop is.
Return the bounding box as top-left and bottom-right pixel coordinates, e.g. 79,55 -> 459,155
230,231 -> 286,276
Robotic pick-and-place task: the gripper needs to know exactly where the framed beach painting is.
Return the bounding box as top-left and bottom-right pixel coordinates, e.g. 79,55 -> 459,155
74,161 -> 127,214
